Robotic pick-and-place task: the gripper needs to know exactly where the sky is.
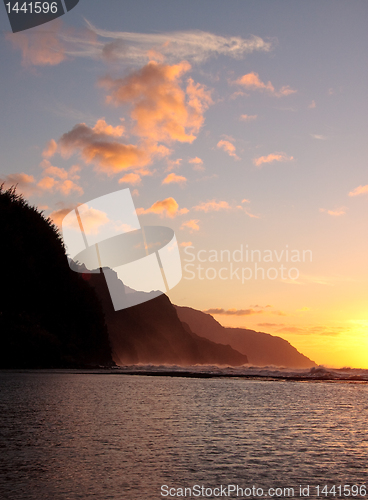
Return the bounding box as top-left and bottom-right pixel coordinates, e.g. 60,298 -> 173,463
0,0 -> 367,368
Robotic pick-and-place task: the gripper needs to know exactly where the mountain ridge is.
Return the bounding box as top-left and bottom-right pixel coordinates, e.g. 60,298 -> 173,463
175,305 -> 316,368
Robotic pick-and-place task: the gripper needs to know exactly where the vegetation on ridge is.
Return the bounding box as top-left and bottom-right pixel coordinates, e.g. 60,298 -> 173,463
0,185 -> 113,368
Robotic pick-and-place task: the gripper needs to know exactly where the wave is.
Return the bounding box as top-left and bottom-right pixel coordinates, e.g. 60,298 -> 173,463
114,364 -> 368,382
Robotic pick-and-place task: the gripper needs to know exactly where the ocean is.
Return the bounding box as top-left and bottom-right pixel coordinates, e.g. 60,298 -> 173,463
1,368 -> 367,500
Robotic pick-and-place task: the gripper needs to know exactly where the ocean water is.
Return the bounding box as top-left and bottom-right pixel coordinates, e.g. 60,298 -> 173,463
0,370 -> 368,500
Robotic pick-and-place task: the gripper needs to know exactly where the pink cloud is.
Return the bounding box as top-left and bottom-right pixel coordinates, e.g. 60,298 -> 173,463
253,152 -> 293,167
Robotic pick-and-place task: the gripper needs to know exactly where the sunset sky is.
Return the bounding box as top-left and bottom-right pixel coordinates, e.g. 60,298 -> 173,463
1,0 -> 367,368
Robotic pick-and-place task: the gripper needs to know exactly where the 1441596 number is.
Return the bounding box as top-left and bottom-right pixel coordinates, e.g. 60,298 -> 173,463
315,485 -> 367,497
5,2 -> 58,14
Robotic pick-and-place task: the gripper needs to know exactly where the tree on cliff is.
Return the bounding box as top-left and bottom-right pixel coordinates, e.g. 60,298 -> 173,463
0,185 -> 113,368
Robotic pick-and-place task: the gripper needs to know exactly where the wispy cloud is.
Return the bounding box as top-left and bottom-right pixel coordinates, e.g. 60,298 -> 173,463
203,308 -> 264,316
194,200 -> 231,212
349,184 -> 368,197
258,323 -> 285,328
87,22 -> 273,64
319,207 -> 347,216
7,20 -> 273,67
217,139 -> 240,160
239,114 -> 257,121
276,325 -> 343,336
311,134 -> 327,140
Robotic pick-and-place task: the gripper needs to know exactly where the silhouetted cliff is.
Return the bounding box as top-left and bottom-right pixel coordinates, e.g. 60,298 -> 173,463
175,306 -> 316,368
88,268 -> 248,366
0,185 -> 113,368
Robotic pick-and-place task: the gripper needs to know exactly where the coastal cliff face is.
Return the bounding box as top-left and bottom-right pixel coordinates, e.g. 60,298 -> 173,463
0,186 -> 113,368
1,186 -> 314,369
88,268 -> 249,366
175,306 -> 317,368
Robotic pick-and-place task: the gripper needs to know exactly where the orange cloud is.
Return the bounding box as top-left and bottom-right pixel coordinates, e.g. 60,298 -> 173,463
188,156 -> 205,171
58,121 -> 169,174
6,23 -> 66,66
162,173 -> 187,185
0,173 -> 38,197
100,61 -> 212,144
189,156 -> 203,164
319,207 -> 347,216
38,160 -> 84,196
49,207 -> 75,228
57,180 -> 84,196
180,241 -> 193,247
240,114 -> 257,121
194,200 -> 231,212
1,164 -> 83,198
253,152 -> 293,167
92,119 -> 125,137
51,206 -> 110,234
76,207 -> 110,234
38,176 -> 56,190
309,100 -> 316,109
217,140 -> 239,160
234,72 -> 274,92
166,158 -> 182,171
42,139 -> 58,159
349,185 -> 368,197
181,219 -> 200,232
42,164 -> 68,180
233,72 -> 296,97
118,173 -> 141,185
137,197 -> 188,218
